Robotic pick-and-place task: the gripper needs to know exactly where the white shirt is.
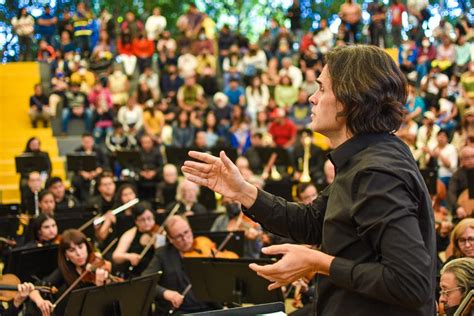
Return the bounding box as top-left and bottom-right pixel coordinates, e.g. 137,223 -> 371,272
437,144 -> 458,178
279,65 -> 303,88
145,15 -> 167,40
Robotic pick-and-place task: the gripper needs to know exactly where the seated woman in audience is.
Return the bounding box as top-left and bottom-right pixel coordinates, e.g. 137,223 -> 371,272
29,229 -> 112,316
172,109 -> 196,148
112,201 -> 164,278
24,213 -> 59,248
445,218 -> 474,263
439,257 -> 474,315
117,94 -> 143,136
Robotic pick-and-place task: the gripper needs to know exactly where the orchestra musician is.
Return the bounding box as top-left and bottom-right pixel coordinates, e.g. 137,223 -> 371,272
28,229 -> 112,316
112,201 -> 165,278
141,215 -> 217,315
22,214 -> 59,249
37,191 -> 56,216
165,179 -> 207,215
447,146 -> 474,220
0,283 -> 35,316
45,177 -> 79,211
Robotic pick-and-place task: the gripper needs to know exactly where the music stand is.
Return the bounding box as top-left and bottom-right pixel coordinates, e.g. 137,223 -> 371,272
15,153 -> 50,174
165,146 -> 193,170
0,216 -> 19,238
67,154 -> 98,172
183,258 -> 283,306
6,245 -> 58,282
116,150 -> 142,170
184,302 -> 285,316
420,168 -> 437,195
55,211 -> 97,241
263,179 -> 294,201
0,203 -> 21,217
255,147 -> 292,168
188,213 -> 221,231
194,231 -> 245,257
210,146 -> 238,163
65,272 -> 162,316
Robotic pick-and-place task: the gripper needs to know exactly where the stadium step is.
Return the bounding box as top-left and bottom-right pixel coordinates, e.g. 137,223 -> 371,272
0,62 -> 64,203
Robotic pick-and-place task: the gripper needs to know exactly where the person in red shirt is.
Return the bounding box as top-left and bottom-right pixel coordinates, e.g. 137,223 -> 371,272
390,0 -> 406,48
132,32 -> 155,73
268,108 -> 297,149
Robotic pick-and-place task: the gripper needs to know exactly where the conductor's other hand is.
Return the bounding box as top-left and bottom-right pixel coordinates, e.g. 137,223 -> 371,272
163,290 -> 184,309
249,244 -> 334,291
182,151 -> 246,201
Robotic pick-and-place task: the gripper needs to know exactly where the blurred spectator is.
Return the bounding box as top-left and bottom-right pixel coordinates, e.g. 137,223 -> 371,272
389,0 -> 406,48
172,110 -> 196,148
62,82 -> 93,134
29,84 -> 51,128
222,45 -> 243,87
142,103 -> 165,143
108,66 -> 129,107
313,19 -> 334,56
289,89 -> 311,128
117,95 -> 143,135
73,2 -> 94,57
301,69 -> 319,96
176,75 -> 205,112
198,65 -> 219,98
117,31 -> 137,76
217,25 -> 237,66
268,108 -> 297,149
339,0 -> 362,43
11,8 -> 35,61
229,105 -> 251,154
196,48 -> 217,76
224,78 -> 245,107
160,64 -> 183,104
57,30 -> 76,55
145,7 -> 167,42
275,75 -> 298,109
132,32 -> 155,73
70,64 -> 95,94
98,8 -> 115,43
177,47 -> 198,78
279,57 -> 303,88
37,5 -> 57,45
246,75 -> 270,123
367,0 -> 386,47
37,39 -> 57,63
156,30 -> 177,54
58,9 -> 74,39
121,11 -> 144,40
242,44 -> 267,85
105,121 -> 137,153
139,67 -> 160,101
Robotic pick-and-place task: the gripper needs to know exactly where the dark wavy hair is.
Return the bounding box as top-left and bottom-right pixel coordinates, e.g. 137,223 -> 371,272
58,229 -> 95,285
326,45 -> 407,135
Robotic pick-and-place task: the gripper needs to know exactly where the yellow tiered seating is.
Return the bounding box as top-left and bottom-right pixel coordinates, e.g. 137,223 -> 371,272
0,62 -> 65,203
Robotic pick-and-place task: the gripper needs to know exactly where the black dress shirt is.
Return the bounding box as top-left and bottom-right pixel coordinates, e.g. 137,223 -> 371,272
244,133 -> 436,316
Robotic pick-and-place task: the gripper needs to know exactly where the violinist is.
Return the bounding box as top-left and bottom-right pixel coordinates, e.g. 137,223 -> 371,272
22,214 -> 59,249
45,177 -> 79,211
0,282 -> 35,316
211,198 -> 262,258
29,229 -> 111,316
141,215 -> 217,315
112,201 -> 164,278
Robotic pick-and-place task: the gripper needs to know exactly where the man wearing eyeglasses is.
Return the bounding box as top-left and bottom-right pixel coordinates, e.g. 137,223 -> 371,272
448,145 -> 474,220
439,257 -> 474,315
142,215 -> 214,315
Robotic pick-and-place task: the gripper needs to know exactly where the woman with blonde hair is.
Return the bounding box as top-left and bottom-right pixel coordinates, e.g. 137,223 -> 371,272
447,218 -> 474,260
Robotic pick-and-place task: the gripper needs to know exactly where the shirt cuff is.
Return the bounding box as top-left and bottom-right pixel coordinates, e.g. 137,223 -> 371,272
242,189 -> 273,222
329,257 -> 355,288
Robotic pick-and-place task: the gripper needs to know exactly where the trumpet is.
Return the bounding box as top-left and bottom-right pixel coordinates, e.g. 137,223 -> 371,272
300,135 -> 312,183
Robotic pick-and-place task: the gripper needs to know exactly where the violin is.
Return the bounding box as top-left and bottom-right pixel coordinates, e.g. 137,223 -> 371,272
182,236 -> 239,259
82,254 -> 123,284
0,274 -> 57,302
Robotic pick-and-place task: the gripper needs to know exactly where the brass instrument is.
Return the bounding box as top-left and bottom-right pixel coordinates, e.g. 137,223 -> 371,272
300,135 -> 312,183
262,152 -> 282,181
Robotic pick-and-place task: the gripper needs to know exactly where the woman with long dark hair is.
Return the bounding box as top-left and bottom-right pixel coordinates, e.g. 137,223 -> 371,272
23,213 -> 58,248
29,229 -> 111,315
11,7 -> 35,61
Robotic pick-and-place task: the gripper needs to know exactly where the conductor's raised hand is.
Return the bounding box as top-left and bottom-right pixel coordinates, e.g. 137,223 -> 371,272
182,151 -> 253,203
249,244 -> 334,291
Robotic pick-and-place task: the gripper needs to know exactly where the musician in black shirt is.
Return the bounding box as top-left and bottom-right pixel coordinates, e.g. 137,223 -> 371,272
182,46 -> 436,316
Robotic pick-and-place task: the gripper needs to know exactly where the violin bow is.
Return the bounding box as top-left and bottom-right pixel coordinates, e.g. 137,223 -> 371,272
130,203 -> 181,272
